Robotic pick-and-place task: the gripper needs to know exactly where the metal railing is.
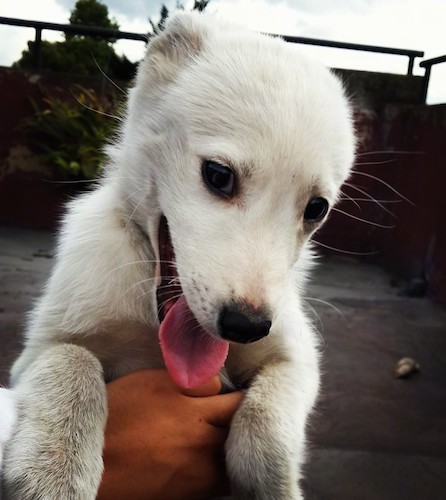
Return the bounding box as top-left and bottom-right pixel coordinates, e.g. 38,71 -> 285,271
0,16 -> 147,71
420,55 -> 446,103
0,16 -> 424,75
277,34 -> 423,76
3,15 -> 441,104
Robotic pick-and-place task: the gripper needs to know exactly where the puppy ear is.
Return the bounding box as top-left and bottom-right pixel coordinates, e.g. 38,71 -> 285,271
143,12 -> 206,85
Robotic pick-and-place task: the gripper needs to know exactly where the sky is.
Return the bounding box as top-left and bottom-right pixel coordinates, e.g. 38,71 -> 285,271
0,0 -> 445,103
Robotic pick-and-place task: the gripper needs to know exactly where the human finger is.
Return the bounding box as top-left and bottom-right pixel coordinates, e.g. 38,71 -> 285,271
178,374 -> 222,397
204,390 -> 245,427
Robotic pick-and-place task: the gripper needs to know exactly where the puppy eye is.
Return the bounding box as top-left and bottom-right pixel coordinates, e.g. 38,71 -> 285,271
202,160 -> 236,198
304,197 -> 329,222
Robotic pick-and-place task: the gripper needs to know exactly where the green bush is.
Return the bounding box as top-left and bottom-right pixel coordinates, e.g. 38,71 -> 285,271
20,85 -> 119,179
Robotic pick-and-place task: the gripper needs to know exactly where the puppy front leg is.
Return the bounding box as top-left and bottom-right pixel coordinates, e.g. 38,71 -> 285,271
226,352 -> 319,500
3,344 -> 107,500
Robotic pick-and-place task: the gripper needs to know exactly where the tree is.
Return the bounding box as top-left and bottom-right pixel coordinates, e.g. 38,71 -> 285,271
69,0 -> 119,31
14,0 -> 136,80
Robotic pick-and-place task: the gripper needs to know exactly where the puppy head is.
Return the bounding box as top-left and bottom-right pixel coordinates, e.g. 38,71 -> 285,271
114,12 -> 355,384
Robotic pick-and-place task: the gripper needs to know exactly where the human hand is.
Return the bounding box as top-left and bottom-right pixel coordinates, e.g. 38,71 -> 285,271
97,369 -> 243,499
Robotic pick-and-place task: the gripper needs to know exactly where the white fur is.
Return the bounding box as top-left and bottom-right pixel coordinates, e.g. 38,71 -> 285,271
0,389 -> 16,469
1,12 -> 354,499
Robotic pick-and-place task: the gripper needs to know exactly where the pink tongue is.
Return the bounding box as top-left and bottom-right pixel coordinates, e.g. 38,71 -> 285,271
159,296 -> 229,389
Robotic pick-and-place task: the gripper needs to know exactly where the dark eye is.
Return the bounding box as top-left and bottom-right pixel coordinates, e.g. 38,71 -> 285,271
304,197 -> 329,222
202,161 -> 236,198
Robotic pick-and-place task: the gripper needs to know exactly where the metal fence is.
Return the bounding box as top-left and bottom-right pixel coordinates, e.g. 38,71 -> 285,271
1,15 -> 443,103
420,55 -> 446,103
276,33 -> 423,76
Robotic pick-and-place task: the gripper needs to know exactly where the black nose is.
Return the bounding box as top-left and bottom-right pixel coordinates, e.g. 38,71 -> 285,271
219,305 -> 272,344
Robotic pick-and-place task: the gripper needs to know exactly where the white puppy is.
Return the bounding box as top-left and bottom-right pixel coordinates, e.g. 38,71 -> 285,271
2,12 -> 354,499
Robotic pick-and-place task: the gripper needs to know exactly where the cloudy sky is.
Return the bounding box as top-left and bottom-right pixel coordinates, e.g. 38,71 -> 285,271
0,0 -> 445,103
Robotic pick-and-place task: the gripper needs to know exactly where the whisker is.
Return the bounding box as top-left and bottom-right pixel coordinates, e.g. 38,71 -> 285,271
339,190 -> 360,210
313,240 -> 378,256
302,301 -> 325,343
123,187 -> 146,203
123,274 -> 198,305
107,176 -> 143,181
105,260 -> 155,276
351,171 -> 414,206
105,260 -> 181,277
91,52 -> 126,94
121,278 -> 156,296
304,297 -> 345,319
355,159 -> 395,166
125,192 -> 147,230
356,150 -> 425,157
137,290 -> 183,320
333,208 -> 395,228
71,90 -> 123,121
121,276 -> 187,299
124,278 -> 185,295
42,179 -> 99,184
339,198 -> 402,204
155,279 -> 190,293
124,275 -> 184,289
344,182 -> 396,217
155,292 -> 184,314
159,276 -> 195,286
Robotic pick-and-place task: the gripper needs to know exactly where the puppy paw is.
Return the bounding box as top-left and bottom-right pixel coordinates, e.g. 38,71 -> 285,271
225,398 -> 304,500
3,344 -> 107,500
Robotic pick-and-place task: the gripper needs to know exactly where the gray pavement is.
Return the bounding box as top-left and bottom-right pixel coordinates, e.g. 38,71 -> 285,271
1,226 -> 445,499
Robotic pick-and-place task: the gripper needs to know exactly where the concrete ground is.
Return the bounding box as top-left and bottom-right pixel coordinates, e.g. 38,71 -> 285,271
1,226 -> 445,499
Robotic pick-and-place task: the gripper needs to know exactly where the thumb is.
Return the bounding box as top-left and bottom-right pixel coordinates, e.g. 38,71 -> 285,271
178,374 -> 222,397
